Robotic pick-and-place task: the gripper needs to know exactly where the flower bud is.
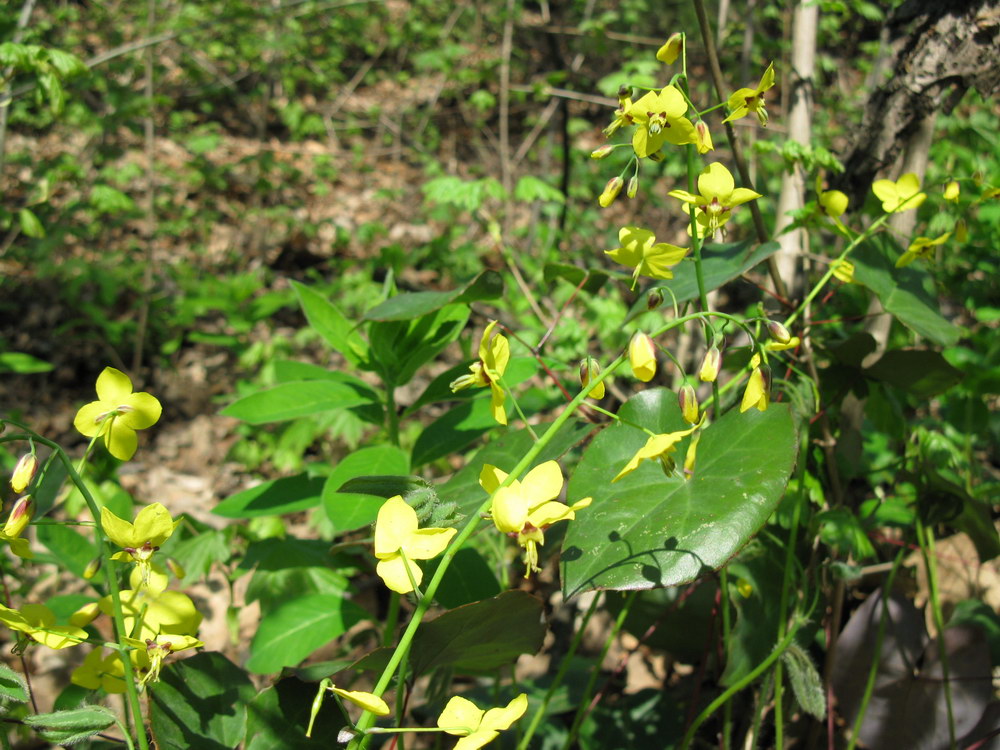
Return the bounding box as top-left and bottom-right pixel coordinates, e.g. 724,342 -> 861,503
626,176 -> 638,199
678,384 -> 699,425
656,33 -> 683,65
599,176 -> 624,208
955,219 -> 968,243
943,180 -> 960,202
695,120 -> 714,154
590,145 -> 614,160
10,454 -> 38,494
739,365 -> 770,413
646,289 -> 664,310
766,320 -> 792,344
4,495 -> 33,538
579,357 -> 605,400
83,557 -> 102,580
698,345 -> 721,382
628,332 -> 657,382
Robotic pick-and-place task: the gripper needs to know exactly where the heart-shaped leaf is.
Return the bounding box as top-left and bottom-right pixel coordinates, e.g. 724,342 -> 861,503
562,389 -> 797,595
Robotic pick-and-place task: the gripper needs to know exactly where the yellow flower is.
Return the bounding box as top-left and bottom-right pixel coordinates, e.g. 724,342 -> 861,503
628,332 -> 657,382
656,33 -> 682,65
71,648 -> 127,693
605,226 -> 688,289
668,162 -> 762,237
99,566 -> 203,640
765,337 -> 800,352
327,683 -> 390,716
722,62 -> 776,126
0,603 -> 87,650
740,358 -> 770,413
896,231 -> 951,268
625,85 -> 697,158
833,260 -> 855,283
125,633 -> 203,685
373,496 -> 456,593
943,180 -> 960,202
612,424 -> 700,482
437,693 -> 528,750
678,384 -> 699,425
480,462 -> 591,576
602,87 -> 633,137
450,320 -> 510,425
4,495 -> 33,538
819,189 -> 848,230
101,503 -> 178,583
694,120 -> 714,154
598,176 -> 624,207
698,345 -> 721,382
872,173 -> 926,213
73,367 -> 161,461
10,454 -> 38,494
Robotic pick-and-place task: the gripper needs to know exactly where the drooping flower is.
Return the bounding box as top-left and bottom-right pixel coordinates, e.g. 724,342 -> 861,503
71,649 -> 127,693
612,424 -> 700,482
896,231 -> 951,268
605,226 -> 688,289
101,502 -> 178,583
73,367 -> 162,461
0,603 -> 87,650
626,85 -> 697,158
480,462 -> 591,576
450,321 -> 510,425
722,62 -> 776,126
628,332 -> 657,382
740,356 -> 770,413
4,495 -> 33,538
598,176 -> 624,207
678,384 -> 699,425
668,162 -> 762,237
602,86 -> 634,137
872,173 -> 926,213
437,693 -> 528,750
656,33 -> 682,65
10,454 -> 38,494
698,345 -> 722,382
579,357 -> 605,400
373,496 -> 456,594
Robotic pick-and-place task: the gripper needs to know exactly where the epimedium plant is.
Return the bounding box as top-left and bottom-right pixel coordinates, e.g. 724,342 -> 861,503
2,20 -> 997,750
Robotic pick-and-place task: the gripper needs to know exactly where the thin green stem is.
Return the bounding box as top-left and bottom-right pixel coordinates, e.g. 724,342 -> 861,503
562,590 -> 638,750
517,592 -> 603,750
846,548 -> 906,750
916,520 -> 957,749
500,376 -> 538,441
679,624 -> 801,750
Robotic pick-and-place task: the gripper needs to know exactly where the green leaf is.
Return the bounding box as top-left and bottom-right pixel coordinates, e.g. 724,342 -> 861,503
514,176 -> 565,203
271,362 -> 380,403
626,240 -> 781,321
364,271 -> 503,321
150,652 -> 255,749
291,281 -> 369,367
353,591 -> 544,676
247,594 -> 368,674
214,474 -> 326,518
45,48 -> 87,77
428,547 -> 502,608
245,679 -> 344,749
368,304 -> 469,386
35,523 -> 93,579
221,380 -> 376,424
18,208 -> 45,238
782,643 -> 827,719
852,235 -> 961,345
23,706 -> 116,744
0,662 -> 28,703
170,528 -> 231,584
322,445 -> 410,533
864,349 -> 963,398
562,390 -> 797,595
0,351 -> 54,374
436,420 -> 594,519
411,398 -> 498,468
89,184 -> 135,214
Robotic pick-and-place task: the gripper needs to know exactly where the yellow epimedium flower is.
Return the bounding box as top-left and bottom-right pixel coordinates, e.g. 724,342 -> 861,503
896,231 -> 951,268
944,180 -> 960,202
479,461 -> 591,576
4,495 -> 33,538
438,693 -> 528,750
628,331 -> 657,382
872,173 -> 927,213
10,453 -> 38,493
605,226 -> 688,290
612,423 -> 700,482
603,86 -> 634,137
694,120 -> 714,154
126,633 -> 203,685
450,320 -> 510,426
373,495 -> 456,594
656,33 -> 682,64
73,367 -> 161,461
740,355 -> 770,413
99,566 -> 203,640
598,176 -> 624,207
626,85 -> 697,158
71,648 -> 127,693
0,603 -> 88,650
101,502 -> 178,582
668,162 -> 762,237
723,62 -> 776,126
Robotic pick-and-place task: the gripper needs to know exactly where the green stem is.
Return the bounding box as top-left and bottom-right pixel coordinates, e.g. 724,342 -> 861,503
916,519 -> 957,749
679,625 -> 801,750
562,590 -> 638,750
517,592 -> 603,750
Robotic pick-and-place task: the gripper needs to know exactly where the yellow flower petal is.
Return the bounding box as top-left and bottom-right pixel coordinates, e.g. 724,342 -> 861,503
376,556 -> 423,594
520,461 -> 563,508
373,496 -> 417,559
331,686 -> 390,716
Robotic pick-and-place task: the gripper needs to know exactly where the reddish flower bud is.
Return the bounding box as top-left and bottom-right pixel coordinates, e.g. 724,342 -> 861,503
698,346 -> 721,382
629,332 -> 657,382
590,145 -> 614,160
599,177 -> 624,208
579,357 -> 605,400
678,384 -> 699,425
4,495 -> 33,538
766,319 -> 792,344
10,454 -> 38,494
